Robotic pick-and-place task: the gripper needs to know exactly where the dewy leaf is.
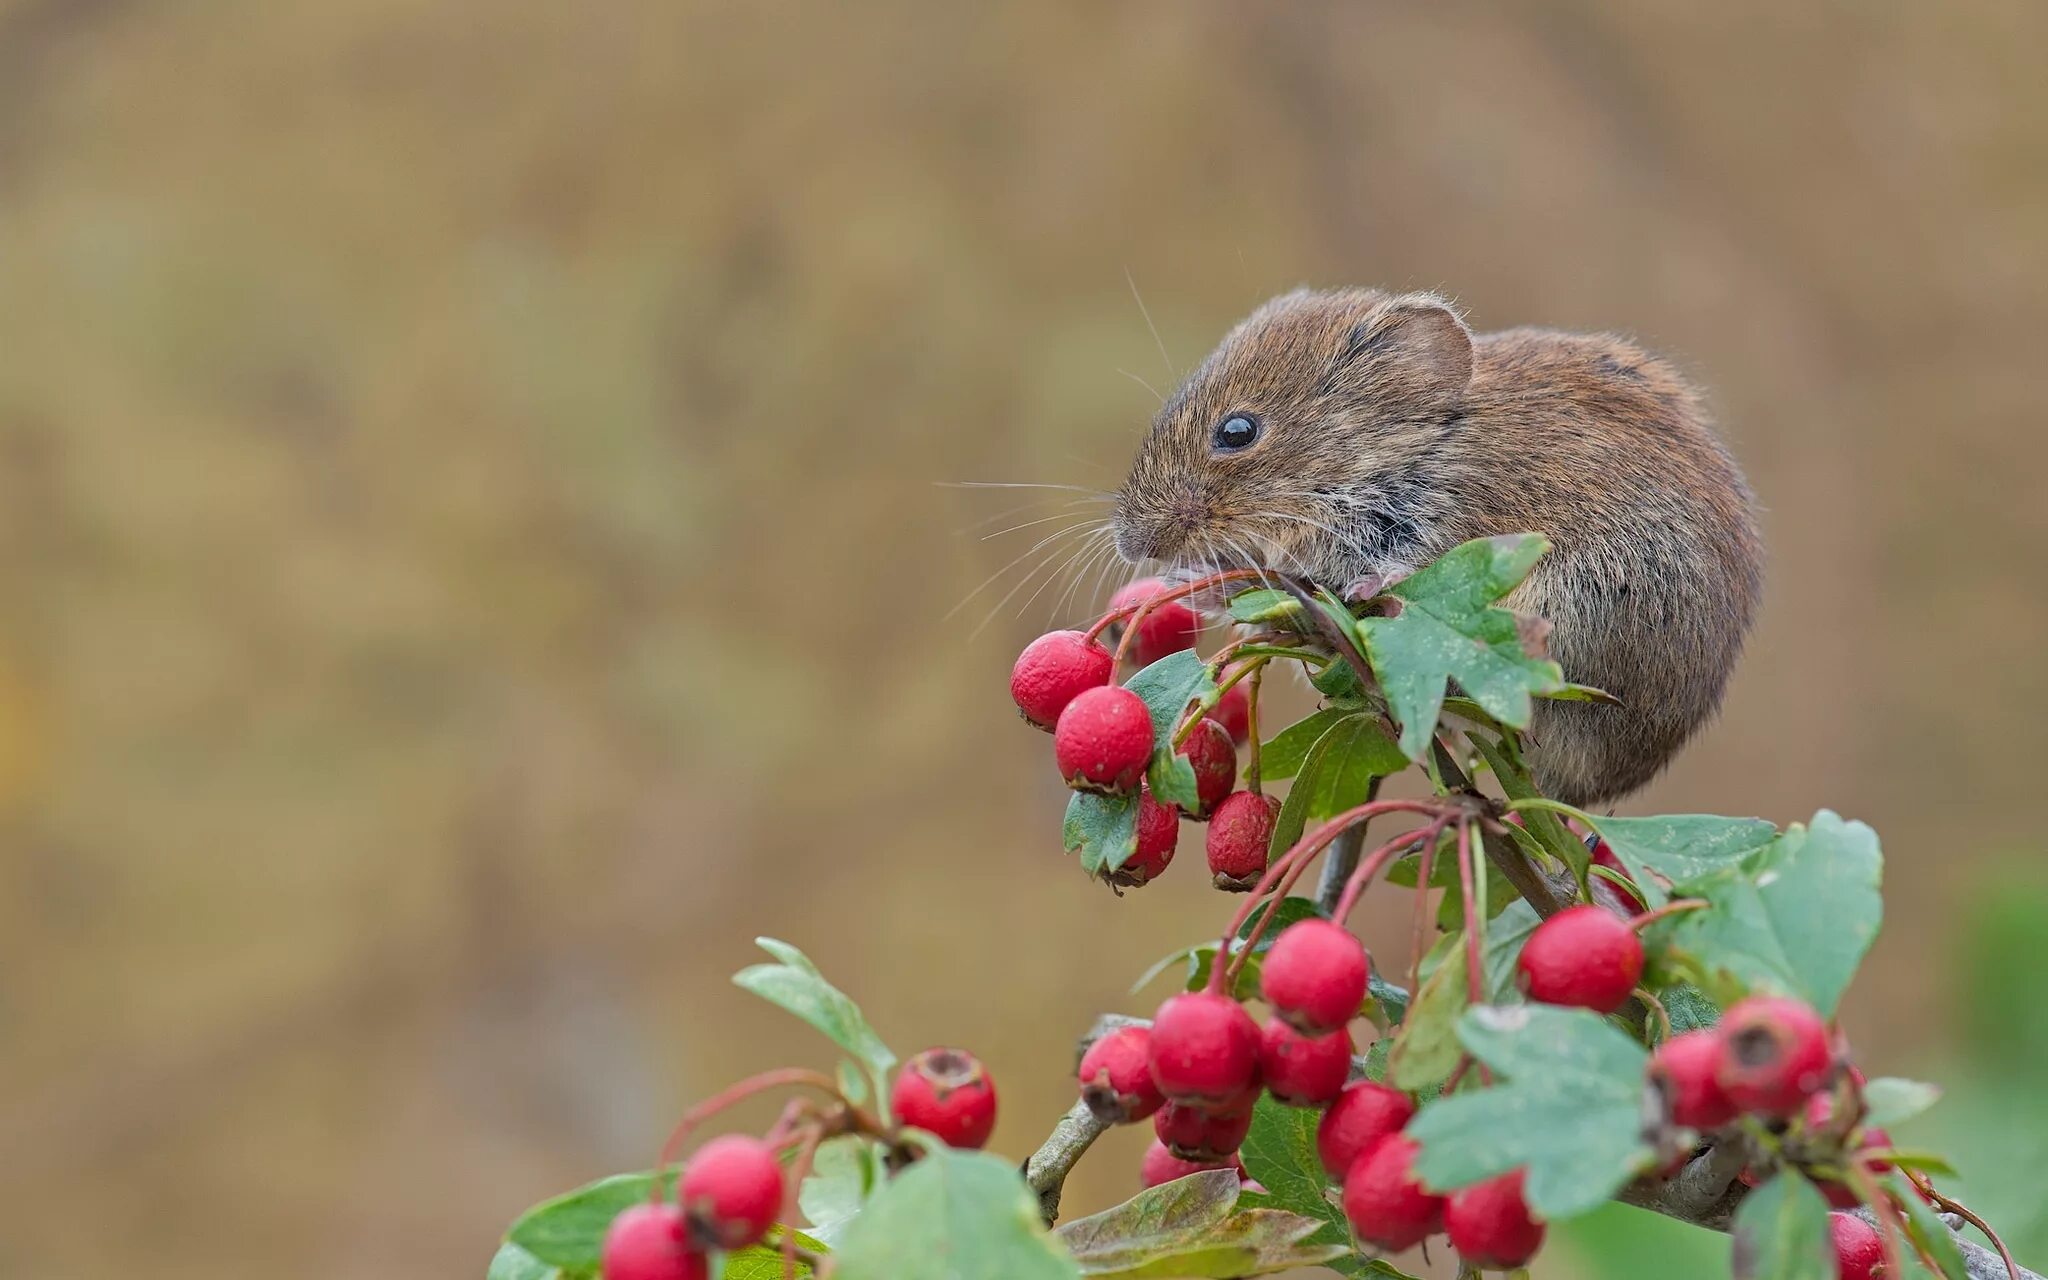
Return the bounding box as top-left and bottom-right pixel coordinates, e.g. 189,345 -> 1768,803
1238,1098 -> 1420,1279
733,939 -> 897,1093
505,1171 -> 673,1273
1664,811 -> 1883,1016
1862,1077 -> 1943,1128
1408,1005 -> 1653,1219
1267,714 -> 1405,857
1259,708 -> 1355,782
1065,790 -> 1140,877
830,1147 -> 1079,1280
488,1243 -> 560,1280
1354,534 -> 1565,759
1583,814 -> 1779,909
1055,1168 -> 1348,1278
1730,1173 -> 1832,1280
1387,901 -> 1542,1090
1124,649 -> 1219,809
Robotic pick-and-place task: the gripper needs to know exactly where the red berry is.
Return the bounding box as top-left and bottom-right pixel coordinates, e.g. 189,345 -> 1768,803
602,1204 -> 707,1280
1139,1140 -> 1238,1188
1054,685 -> 1154,794
1317,1082 -> 1416,1181
1206,791 -> 1277,890
1514,904 -> 1644,1014
892,1047 -> 999,1148
1650,1029 -> 1739,1130
1208,681 -> 1251,744
676,1135 -> 782,1250
1153,1098 -> 1254,1161
1588,838 -> 1645,907
1176,717 -> 1238,819
1079,1026 -> 1165,1124
1111,578 -> 1202,666
1010,630 -> 1114,731
1715,996 -> 1835,1118
1261,918 -> 1370,1035
1829,1211 -> 1884,1280
1341,1135 -> 1446,1252
1445,1169 -> 1546,1270
1106,790 -> 1179,889
1259,1019 -> 1353,1107
1148,991 -> 1262,1107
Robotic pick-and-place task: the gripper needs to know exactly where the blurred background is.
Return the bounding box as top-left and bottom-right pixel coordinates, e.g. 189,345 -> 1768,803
3,2 -> 2046,1277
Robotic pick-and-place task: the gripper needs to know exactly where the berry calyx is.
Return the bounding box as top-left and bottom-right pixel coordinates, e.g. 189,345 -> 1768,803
1148,991 -> 1262,1107
1341,1134 -> 1446,1253
1317,1081 -> 1417,1181
1206,791 -> 1278,891
1078,1026 -> 1165,1124
1208,681 -> 1251,744
1009,630 -> 1114,731
602,1203 -> 707,1280
1715,996 -> 1835,1118
1176,717 -> 1238,819
892,1047 -> 999,1148
1139,1140 -> 1242,1188
1829,1211 -> 1884,1280
1110,578 -> 1202,666
676,1135 -> 783,1250
1258,1019 -> 1354,1108
1444,1168 -> 1546,1270
1106,790 -> 1179,889
1514,904 -> 1644,1014
1054,685 -> 1154,794
1153,1098 -> 1255,1161
1261,918 -> 1370,1035
1649,1029 -> 1739,1130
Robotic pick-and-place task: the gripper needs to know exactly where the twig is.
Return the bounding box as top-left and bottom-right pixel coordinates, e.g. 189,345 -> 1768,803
1316,824 -> 1368,917
1023,1099 -> 1110,1224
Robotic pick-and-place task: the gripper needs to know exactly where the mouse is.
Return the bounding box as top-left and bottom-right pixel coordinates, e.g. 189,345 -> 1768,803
1111,287 -> 1763,806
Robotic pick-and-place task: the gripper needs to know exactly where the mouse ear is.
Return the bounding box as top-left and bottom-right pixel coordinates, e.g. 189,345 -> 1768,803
1339,293 -> 1474,401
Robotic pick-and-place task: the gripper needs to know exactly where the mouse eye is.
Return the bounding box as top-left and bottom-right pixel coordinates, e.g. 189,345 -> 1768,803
1211,413 -> 1262,454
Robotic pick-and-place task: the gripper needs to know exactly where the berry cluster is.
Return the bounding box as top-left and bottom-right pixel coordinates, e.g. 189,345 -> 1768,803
1009,575 -> 1273,890
600,1048 -> 998,1280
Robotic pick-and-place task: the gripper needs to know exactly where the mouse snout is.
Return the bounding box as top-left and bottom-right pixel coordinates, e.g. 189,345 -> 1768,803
1113,489 -> 1209,565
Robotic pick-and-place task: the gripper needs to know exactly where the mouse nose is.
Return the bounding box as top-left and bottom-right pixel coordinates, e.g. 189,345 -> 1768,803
1113,516 -> 1160,564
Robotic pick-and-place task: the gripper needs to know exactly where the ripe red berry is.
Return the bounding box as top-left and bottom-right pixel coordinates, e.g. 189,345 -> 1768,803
1111,578 -> 1202,666
1153,1098 -> 1255,1161
1444,1169 -> 1546,1270
1715,996 -> 1835,1118
1649,1029 -> 1739,1130
1105,790 -> 1178,889
1259,1019 -> 1353,1107
1078,1026 -> 1165,1124
602,1204 -> 707,1280
1009,630 -> 1114,731
1148,991 -> 1262,1107
1176,717 -> 1238,819
1514,904 -> 1644,1014
1261,918 -> 1369,1035
1208,681 -> 1251,744
1588,838 -> 1645,907
1829,1211 -> 1884,1280
1054,685 -> 1154,794
1341,1134 -> 1446,1253
1139,1140 -> 1240,1188
676,1135 -> 783,1250
1206,791 -> 1278,890
892,1047 -> 999,1148
1317,1082 -> 1417,1181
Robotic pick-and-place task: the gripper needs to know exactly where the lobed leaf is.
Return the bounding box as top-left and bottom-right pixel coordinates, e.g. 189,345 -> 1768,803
830,1147 -> 1078,1280
1237,1097 -> 1422,1279
1065,790 -> 1141,878
1055,1168 -> 1348,1278
1584,813 -> 1779,909
1123,650 -> 1219,810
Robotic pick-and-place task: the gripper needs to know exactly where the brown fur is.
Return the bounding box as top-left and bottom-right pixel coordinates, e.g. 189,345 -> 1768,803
1113,288 -> 1763,805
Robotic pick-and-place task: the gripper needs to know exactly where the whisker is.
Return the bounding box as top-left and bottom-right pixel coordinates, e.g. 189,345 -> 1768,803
937,480 -> 1113,496
1019,525 -> 1111,622
972,522 -> 1103,639
1117,368 -> 1165,405
1051,528 -> 1118,625
1125,267 -> 1177,381
979,509 -> 1108,542
943,519 -> 1100,624
949,496 -> 1093,537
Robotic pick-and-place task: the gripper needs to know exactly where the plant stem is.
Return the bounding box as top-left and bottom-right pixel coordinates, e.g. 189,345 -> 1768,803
651,1068 -> 850,1200
1317,822 -> 1370,916
1244,663 -> 1265,792
1629,899 -> 1709,932
1458,820 -> 1483,1007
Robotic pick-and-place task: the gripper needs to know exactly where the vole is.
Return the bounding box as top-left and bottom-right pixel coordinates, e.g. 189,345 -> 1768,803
1112,288 -> 1762,806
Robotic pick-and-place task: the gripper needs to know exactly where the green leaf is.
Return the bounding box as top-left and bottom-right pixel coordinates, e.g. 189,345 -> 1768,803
721,1236 -> 826,1280
1408,1005 -> 1653,1219
733,939 -> 897,1098
1055,1168 -> 1348,1277
830,1147 -> 1079,1280
1469,734 -> 1587,880
1665,811 -> 1884,1016
506,1171 -> 674,1273
1386,901 -> 1542,1090
1863,1078 -> 1943,1128
798,1135 -> 881,1247
1583,814 -> 1779,909
488,1243 -> 560,1280
1354,534 -> 1565,759
1238,1097 -> 1421,1279
1367,973 -> 1411,1028
1655,983 -> 1721,1039
1730,1173 -> 1833,1280
1268,714 -> 1403,857
1124,650 -> 1220,809
1892,1176 -> 1971,1280
1258,708 -> 1355,782
1226,588 -> 1304,626
1065,790 -> 1141,878
1309,654 -> 1369,704
1871,1149 -> 1958,1177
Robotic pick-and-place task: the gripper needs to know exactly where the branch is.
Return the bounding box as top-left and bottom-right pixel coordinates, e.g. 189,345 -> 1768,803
1025,1013 -> 1145,1223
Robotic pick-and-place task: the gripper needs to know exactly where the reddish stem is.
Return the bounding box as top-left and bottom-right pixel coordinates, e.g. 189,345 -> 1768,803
1225,822 -> 1330,989
1244,663 -> 1266,794
1086,569 -> 1266,650
1334,821 -> 1449,921
1456,820 -> 1482,1008
1628,898 -> 1710,932
1923,1182 -> 2024,1280
780,1127 -> 825,1280
1407,830 -> 1438,999
651,1068 -> 846,1201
